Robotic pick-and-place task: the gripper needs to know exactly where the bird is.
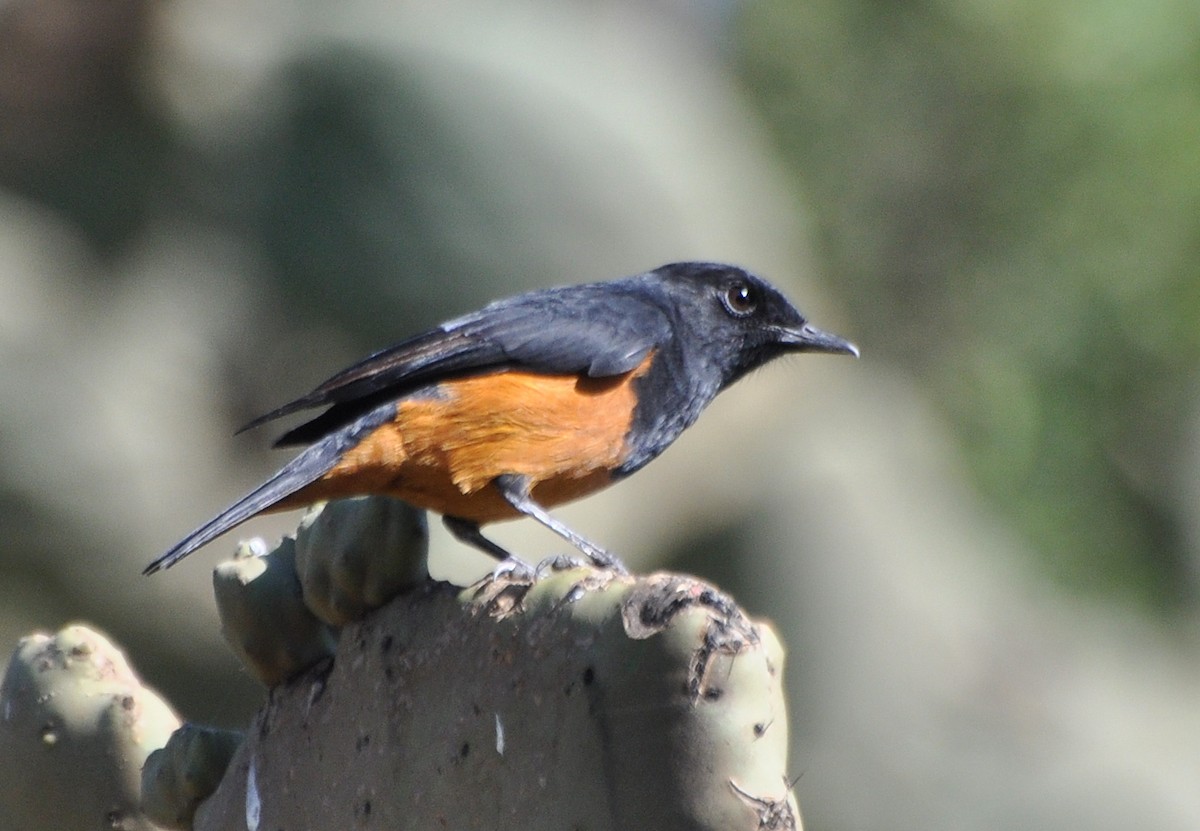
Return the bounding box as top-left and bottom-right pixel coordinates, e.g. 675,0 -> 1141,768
145,262 -> 857,575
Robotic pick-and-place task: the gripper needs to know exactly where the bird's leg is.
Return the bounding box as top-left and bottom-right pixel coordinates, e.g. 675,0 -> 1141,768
492,474 -> 629,574
442,515 -> 535,579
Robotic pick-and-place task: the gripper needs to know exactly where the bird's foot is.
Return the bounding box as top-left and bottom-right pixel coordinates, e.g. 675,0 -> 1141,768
490,556 -> 536,583
577,545 -> 629,575
535,553 -> 589,576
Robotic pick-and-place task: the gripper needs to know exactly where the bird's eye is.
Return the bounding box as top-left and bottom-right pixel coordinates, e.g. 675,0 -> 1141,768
722,281 -> 758,316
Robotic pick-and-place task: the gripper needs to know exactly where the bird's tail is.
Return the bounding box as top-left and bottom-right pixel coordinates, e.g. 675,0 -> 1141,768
143,437 -> 348,575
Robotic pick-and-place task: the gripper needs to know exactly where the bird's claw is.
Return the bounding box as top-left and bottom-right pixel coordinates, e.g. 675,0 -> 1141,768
490,556 -> 536,582
535,554 -> 587,576
583,548 -> 629,575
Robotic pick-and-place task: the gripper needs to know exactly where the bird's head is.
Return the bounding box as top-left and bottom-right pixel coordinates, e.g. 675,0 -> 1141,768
652,262 -> 858,389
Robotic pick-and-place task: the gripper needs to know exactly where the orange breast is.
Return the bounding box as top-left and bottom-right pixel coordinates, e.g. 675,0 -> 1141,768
275,355 -> 652,523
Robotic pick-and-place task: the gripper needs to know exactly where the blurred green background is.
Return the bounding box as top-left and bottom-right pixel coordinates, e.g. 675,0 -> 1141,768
2,0 -> 1197,828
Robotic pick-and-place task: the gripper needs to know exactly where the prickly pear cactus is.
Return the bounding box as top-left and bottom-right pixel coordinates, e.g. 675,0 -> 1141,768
213,538 -> 337,686
0,624 -> 181,830
4,498 -> 797,829
212,496 -> 427,686
141,723 -> 244,830
192,566 -> 800,830
293,495 -> 429,626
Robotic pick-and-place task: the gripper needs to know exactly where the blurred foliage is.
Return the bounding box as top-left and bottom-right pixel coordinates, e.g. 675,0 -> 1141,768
0,0 -> 170,253
253,48 -> 502,339
737,0 -> 1200,608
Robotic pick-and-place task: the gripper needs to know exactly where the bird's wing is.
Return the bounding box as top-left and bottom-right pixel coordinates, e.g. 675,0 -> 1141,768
243,281 -> 672,446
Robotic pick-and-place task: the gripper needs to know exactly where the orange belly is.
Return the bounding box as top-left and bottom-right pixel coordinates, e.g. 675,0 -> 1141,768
274,356 -> 651,523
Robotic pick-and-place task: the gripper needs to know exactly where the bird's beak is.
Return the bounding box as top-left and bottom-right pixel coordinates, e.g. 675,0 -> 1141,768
775,322 -> 860,358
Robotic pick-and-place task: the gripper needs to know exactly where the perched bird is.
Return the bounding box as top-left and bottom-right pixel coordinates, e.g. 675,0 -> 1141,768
146,262 -> 856,575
